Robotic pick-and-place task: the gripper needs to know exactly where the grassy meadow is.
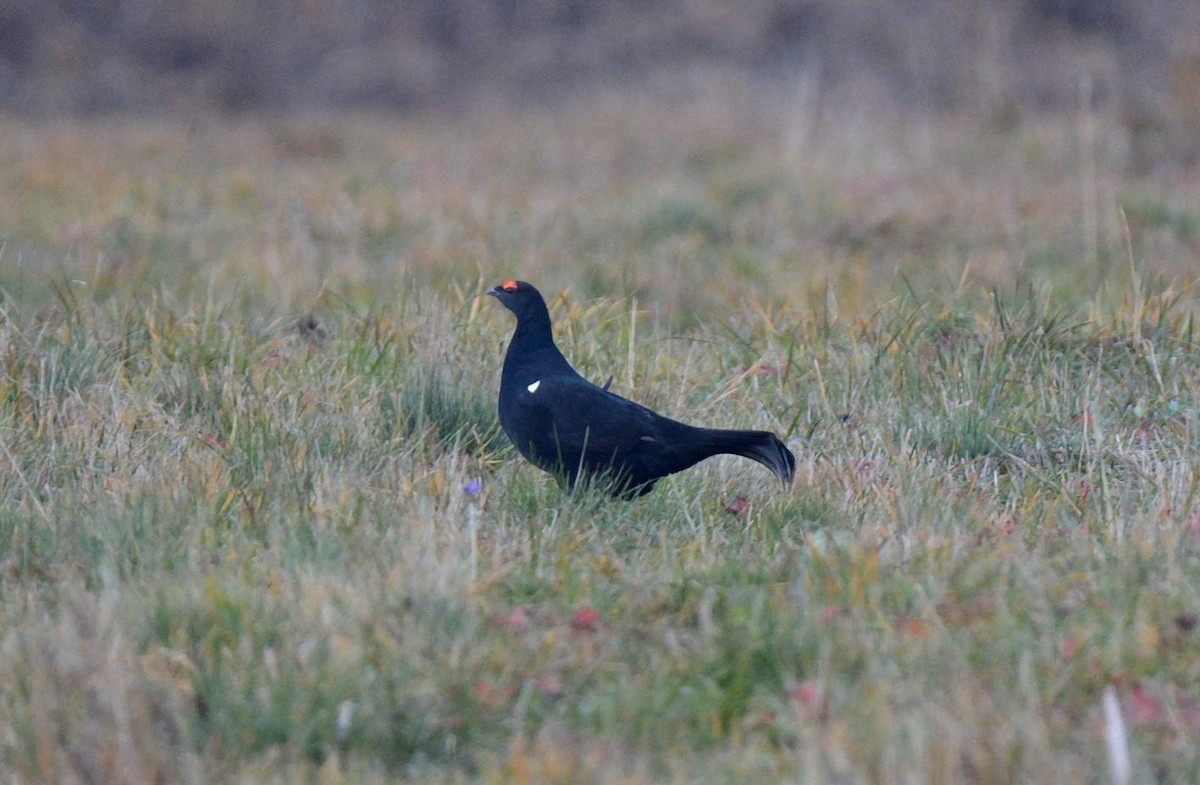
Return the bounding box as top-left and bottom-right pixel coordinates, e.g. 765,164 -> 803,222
2,85 -> 1200,783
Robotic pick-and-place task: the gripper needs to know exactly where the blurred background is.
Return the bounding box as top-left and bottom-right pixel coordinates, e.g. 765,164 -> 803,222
2,0 -> 1198,313
3,0 -> 1198,133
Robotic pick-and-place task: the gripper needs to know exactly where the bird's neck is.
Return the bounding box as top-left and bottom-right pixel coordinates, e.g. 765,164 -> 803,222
505,310 -> 573,373
513,305 -> 554,342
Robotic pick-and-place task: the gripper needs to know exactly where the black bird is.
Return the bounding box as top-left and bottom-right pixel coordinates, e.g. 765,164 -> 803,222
488,280 -> 796,498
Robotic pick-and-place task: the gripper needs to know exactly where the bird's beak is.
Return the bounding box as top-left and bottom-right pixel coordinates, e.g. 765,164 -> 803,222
486,286 -> 501,298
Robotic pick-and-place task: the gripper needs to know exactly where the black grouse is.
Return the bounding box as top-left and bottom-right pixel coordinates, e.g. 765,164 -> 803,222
488,280 -> 796,498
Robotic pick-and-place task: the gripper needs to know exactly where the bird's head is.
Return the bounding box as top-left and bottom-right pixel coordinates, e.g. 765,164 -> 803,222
487,280 -> 548,321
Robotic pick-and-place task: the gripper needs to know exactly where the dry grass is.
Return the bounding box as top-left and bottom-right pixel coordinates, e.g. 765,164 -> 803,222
2,85 -> 1200,783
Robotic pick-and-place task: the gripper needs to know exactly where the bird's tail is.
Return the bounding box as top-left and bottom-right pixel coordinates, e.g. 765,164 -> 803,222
702,429 -> 796,488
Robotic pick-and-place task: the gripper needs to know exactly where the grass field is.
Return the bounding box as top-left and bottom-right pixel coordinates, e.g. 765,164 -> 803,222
2,84 -> 1200,783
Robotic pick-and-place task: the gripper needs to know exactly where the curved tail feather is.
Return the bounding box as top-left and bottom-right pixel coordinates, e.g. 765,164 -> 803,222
702,429 -> 796,487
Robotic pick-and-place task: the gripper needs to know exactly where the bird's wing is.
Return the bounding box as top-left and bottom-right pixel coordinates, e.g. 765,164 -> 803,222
512,373 -> 661,456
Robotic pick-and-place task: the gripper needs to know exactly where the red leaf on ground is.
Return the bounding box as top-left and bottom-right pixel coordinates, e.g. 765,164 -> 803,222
535,673 -> 564,698
473,680 -> 514,709
893,618 -> 931,639
786,681 -> 823,721
1128,684 -> 1162,727
570,607 -> 600,632
724,496 -> 750,516
487,607 -> 527,630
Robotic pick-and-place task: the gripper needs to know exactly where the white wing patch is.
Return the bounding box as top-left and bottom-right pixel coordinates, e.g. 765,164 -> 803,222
526,380 -> 541,394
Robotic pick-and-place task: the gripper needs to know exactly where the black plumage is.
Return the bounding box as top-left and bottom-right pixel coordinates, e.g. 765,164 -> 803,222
488,280 -> 796,498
